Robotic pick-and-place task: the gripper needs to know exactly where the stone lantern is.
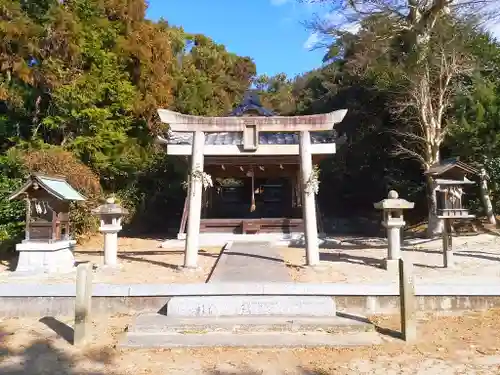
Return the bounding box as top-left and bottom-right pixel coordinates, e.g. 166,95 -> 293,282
374,190 -> 415,272
92,197 -> 128,267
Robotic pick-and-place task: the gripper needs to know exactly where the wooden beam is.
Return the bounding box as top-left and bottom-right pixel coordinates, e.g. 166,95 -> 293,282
205,155 -> 300,165
163,143 -> 336,156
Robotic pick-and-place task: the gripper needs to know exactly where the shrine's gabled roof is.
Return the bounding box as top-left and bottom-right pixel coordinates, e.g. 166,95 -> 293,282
425,158 -> 479,176
9,174 -> 86,201
228,91 -> 276,117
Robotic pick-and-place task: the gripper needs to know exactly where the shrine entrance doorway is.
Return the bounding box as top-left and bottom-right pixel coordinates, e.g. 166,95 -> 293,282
199,160 -> 302,234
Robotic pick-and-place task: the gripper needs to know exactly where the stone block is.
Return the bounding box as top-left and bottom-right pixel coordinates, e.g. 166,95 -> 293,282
15,240 -> 76,274
121,331 -> 382,349
382,258 -> 399,273
166,295 -> 336,317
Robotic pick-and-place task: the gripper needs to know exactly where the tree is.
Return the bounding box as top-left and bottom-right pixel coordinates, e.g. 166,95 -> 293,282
309,7 -> 485,235
304,0 -> 498,49
446,34 -> 500,223
254,73 -> 296,114
0,0 -> 258,240
388,21 -> 476,234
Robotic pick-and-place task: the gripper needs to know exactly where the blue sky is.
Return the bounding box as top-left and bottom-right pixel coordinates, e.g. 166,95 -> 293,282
146,0 -> 327,78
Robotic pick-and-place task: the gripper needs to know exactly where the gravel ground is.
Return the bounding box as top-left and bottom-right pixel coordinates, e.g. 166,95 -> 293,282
2,310 -> 500,374
1,233 -> 499,285
0,236 -> 221,284
282,233 -> 500,284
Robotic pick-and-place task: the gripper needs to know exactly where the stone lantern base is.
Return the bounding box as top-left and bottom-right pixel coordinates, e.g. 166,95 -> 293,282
14,240 -> 76,274
382,258 -> 399,273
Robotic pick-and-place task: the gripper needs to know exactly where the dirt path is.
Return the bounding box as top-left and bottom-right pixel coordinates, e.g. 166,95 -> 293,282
2,310 -> 500,374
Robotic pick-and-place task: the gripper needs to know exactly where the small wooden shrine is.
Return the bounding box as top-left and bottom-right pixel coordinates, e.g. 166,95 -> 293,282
425,158 -> 478,219
425,158 -> 479,268
9,174 -> 86,242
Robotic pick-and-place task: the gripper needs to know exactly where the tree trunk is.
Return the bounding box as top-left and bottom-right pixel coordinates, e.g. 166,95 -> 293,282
426,174 -> 443,237
480,168 -> 497,225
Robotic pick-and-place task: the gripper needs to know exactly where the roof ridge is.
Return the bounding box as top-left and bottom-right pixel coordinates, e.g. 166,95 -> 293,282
33,173 -> 67,181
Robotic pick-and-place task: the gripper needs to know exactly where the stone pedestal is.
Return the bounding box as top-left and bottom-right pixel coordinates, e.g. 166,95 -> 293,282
100,226 -> 120,267
15,240 -> 76,274
383,224 -> 402,271
382,258 -> 399,273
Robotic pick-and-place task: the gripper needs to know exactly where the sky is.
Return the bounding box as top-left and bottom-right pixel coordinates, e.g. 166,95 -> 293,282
146,0 -> 328,78
146,0 -> 500,79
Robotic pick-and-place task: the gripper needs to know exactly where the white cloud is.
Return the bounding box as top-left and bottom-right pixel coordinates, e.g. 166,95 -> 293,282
302,11 -> 360,50
487,21 -> 500,40
323,11 -> 360,34
303,32 -> 320,49
270,0 -> 289,6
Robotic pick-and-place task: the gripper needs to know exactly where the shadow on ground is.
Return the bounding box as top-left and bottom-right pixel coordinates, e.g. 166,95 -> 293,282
73,248 -> 220,270
0,323 -> 120,375
0,252 -> 18,272
39,317 -> 74,344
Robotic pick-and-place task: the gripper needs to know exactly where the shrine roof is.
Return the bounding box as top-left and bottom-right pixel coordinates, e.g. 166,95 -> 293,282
228,91 -> 276,117
165,130 -> 337,146
9,174 -> 86,201
425,158 -> 479,176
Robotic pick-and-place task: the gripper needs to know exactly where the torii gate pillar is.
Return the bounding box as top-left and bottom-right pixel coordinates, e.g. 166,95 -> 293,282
184,130 -> 205,268
300,130 -> 320,266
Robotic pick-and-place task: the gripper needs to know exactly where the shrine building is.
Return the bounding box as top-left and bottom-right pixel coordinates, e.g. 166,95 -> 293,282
157,92 -> 347,268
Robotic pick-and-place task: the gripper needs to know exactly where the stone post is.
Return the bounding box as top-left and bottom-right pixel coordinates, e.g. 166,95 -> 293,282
480,168 -> 497,225
374,191 -> 414,273
103,229 -> 118,266
442,218 -> 454,268
74,262 -> 93,346
299,130 -> 320,266
92,197 -> 128,267
399,258 -> 417,342
184,130 -> 205,268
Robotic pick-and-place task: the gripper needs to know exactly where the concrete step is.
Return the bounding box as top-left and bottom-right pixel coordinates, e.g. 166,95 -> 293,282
165,295 -> 336,317
130,314 -> 375,334
120,331 -> 383,349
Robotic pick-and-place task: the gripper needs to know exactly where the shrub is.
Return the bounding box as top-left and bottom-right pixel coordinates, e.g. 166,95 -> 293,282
0,154 -> 26,253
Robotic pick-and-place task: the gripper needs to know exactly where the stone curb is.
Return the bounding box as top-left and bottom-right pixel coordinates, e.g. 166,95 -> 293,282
0,282 -> 498,297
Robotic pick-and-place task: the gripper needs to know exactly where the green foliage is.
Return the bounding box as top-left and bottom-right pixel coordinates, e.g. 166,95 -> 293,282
0,154 -> 26,252
0,0 -> 256,239
2,0 -> 500,239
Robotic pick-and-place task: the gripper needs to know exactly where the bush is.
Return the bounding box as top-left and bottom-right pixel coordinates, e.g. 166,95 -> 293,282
0,155 -> 26,253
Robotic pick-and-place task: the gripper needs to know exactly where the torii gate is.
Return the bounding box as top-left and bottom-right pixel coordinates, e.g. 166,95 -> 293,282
157,108 -> 348,268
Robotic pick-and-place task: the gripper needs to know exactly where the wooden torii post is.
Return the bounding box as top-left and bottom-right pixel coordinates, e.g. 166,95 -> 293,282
157,109 -> 348,268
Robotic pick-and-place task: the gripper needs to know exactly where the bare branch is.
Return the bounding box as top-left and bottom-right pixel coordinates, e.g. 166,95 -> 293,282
302,0 -> 499,49
391,141 -> 428,167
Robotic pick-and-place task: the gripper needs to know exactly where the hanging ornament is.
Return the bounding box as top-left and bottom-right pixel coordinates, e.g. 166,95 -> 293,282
247,169 -> 256,212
